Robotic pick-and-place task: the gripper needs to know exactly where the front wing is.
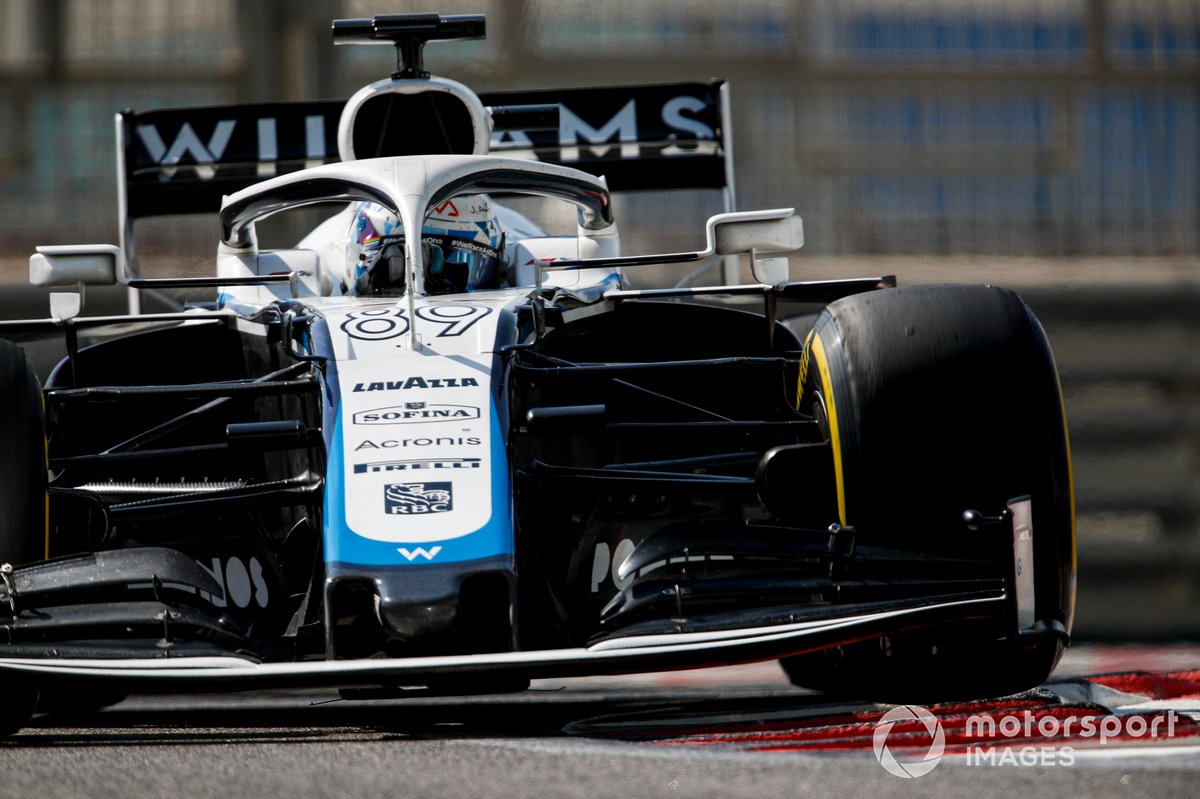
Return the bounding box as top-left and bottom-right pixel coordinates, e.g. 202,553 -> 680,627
0,594 -> 1004,691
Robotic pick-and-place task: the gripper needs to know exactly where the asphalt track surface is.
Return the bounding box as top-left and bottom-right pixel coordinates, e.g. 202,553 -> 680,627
2,645 -> 1199,799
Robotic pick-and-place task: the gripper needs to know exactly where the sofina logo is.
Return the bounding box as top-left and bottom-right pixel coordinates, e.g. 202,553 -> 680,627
872,705 -> 946,778
353,403 -> 480,425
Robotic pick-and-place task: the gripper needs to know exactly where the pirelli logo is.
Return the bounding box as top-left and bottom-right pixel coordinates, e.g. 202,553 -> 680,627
354,458 -> 481,474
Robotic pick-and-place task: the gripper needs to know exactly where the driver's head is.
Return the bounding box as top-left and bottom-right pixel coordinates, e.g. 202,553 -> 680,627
344,196 -> 504,296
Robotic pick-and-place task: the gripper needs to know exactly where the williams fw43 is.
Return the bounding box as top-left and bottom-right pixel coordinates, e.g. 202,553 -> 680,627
0,13 -> 1074,736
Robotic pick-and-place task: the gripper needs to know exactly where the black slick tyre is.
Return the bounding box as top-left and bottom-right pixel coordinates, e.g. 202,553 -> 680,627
781,284 -> 1075,701
0,339 -> 47,567
0,339 -> 47,736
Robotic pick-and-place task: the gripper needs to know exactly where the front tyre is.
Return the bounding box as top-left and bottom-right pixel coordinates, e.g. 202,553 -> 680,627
0,339 -> 48,567
782,284 -> 1075,700
0,339 -> 47,736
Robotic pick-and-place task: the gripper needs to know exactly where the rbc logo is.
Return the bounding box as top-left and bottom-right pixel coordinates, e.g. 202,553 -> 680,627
384,482 -> 453,515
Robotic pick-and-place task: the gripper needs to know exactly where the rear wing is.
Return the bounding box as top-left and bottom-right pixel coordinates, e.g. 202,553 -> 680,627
117,80 -> 732,271
117,101 -> 344,220
481,81 -> 732,197
116,101 -> 343,274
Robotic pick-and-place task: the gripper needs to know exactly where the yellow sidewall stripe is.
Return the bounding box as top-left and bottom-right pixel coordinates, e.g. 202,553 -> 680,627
1057,379 -> 1077,625
810,332 -> 847,526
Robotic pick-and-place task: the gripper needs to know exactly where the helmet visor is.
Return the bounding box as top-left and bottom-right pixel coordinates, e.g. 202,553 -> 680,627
354,234 -> 406,295
421,233 -> 501,295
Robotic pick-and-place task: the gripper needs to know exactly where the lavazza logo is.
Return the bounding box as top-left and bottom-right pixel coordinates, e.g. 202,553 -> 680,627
872,704 -> 1182,777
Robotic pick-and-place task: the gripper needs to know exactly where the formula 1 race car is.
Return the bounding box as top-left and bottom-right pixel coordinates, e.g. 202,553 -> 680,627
0,13 -> 1074,735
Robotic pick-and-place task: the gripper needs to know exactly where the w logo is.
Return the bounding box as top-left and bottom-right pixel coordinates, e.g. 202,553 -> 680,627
397,546 -> 443,561
137,121 -> 236,181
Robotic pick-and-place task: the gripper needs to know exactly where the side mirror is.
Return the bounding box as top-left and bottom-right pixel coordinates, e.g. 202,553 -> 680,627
539,207 -> 803,290
29,244 -> 121,321
29,244 -> 120,287
710,210 -> 804,256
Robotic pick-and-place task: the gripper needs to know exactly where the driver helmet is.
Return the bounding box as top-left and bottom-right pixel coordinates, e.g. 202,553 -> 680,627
344,195 -> 504,296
